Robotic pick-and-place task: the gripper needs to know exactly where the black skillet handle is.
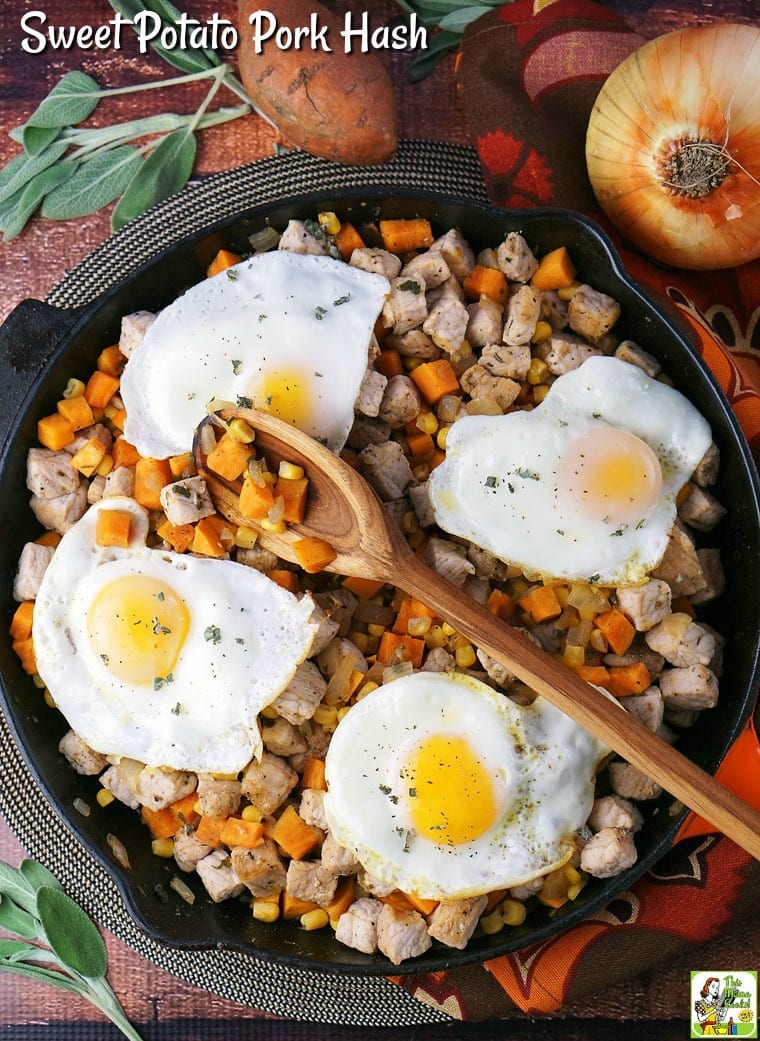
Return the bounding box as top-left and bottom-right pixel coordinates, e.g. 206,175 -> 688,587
0,299 -> 86,447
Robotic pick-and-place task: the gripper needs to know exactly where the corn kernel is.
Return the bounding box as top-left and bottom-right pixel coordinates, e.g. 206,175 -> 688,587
441,622 -> 458,637
234,525 -> 259,550
252,900 -> 280,923
259,516 -> 287,534
43,689 -> 56,709
32,673 -> 46,689
408,616 -> 432,637
510,577 -> 531,599
356,680 -> 379,700
402,510 -> 420,534
228,418 -> 255,443
426,625 -> 447,649
527,358 -> 550,385
455,643 -> 477,668
313,704 -> 338,729
501,899 -> 527,927
348,631 -> 370,655
407,529 -> 426,551
557,282 -> 580,301
242,805 -> 263,822
260,704 -> 279,720
480,910 -> 505,935
367,623 -> 386,638
564,865 -> 582,885
416,411 -> 438,435
532,384 -> 551,404
62,377 -> 86,399
403,356 -> 423,371
261,470 -> 277,485
567,882 -> 585,901
95,453 -> 114,477
531,320 -> 553,343
152,838 -> 175,858
436,425 -> 450,450
96,788 -> 115,808
300,908 -> 329,931
589,629 -> 608,653
317,211 -> 341,235
278,460 -> 305,480
337,705 -> 351,723
563,644 -> 586,669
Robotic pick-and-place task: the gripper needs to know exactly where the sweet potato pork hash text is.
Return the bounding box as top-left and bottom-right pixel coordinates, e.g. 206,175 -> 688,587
11,213 -> 728,965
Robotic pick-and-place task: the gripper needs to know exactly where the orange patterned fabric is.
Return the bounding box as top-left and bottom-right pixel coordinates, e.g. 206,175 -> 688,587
390,0 -> 760,1020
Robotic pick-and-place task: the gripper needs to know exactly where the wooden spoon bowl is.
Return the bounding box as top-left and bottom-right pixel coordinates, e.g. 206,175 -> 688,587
194,407 -> 760,860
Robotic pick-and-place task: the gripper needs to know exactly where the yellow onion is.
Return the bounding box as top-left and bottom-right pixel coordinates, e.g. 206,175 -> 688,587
586,23 -> 760,270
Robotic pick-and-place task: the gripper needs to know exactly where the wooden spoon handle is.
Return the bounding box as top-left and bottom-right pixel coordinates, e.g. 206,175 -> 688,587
392,550 -> 760,861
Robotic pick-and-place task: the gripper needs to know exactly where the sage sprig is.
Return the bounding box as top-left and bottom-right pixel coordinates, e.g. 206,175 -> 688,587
0,859 -> 144,1041
394,0 -> 508,80
104,0 -> 255,107
0,0 -> 270,241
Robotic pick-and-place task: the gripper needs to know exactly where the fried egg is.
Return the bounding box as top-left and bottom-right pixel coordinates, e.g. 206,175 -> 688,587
323,671 -> 609,900
429,356 -> 712,585
121,251 -> 390,459
32,498 -> 317,774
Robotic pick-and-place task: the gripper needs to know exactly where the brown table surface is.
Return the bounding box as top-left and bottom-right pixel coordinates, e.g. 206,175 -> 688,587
2,1 -> 758,1037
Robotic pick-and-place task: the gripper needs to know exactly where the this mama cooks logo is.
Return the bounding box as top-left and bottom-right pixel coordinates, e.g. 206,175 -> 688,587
691,971 -> 758,1038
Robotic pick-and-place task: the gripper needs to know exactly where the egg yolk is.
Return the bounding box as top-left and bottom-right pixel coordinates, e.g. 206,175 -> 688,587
255,368 -> 313,431
558,426 -> 663,525
88,576 -> 189,687
401,734 -> 498,845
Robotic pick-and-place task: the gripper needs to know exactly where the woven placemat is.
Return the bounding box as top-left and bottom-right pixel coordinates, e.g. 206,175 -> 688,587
0,140 -> 489,1027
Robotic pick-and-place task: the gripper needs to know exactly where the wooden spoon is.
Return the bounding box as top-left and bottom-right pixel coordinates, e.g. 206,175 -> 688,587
194,407 -> 760,861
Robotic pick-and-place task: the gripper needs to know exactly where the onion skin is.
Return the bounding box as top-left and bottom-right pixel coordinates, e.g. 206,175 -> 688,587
586,23 -> 760,270
236,0 -> 397,166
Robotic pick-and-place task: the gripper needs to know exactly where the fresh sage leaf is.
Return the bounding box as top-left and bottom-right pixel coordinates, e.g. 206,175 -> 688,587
111,127 -> 195,230
20,125 -> 61,157
0,895 -> 39,939
19,859 -> 64,894
0,186 -> 25,228
145,0 -> 223,68
406,30 -> 462,82
436,5 -> 493,32
0,939 -> 38,960
0,863 -> 39,916
2,163 -> 78,241
0,139 -> 69,204
35,886 -> 108,979
26,71 -> 102,129
42,146 -> 143,219
106,0 -> 221,76
0,959 -> 85,996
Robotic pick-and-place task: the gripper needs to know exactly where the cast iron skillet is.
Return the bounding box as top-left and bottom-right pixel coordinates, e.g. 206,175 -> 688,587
1,191 -> 758,975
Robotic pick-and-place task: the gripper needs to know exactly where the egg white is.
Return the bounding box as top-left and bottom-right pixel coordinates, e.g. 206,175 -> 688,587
323,671 -> 609,900
429,356 -> 713,586
32,498 -> 317,774
121,251 -> 390,459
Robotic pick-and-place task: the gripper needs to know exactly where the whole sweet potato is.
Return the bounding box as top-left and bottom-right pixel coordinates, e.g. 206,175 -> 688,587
237,0 -> 397,165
